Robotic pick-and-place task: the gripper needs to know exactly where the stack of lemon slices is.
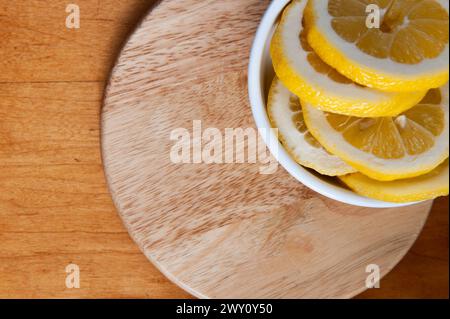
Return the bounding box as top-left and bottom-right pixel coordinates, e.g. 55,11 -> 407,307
268,0 -> 449,203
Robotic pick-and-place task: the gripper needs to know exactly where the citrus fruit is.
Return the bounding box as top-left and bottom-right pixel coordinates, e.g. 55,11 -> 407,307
268,77 -> 357,176
271,0 -> 426,117
302,83 -> 450,181
305,0 -> 450,92
340,159 -> 449,203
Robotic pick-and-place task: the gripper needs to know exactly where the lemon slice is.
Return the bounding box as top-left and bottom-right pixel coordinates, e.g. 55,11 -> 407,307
268,77 -> 356,176
340,159 -> 449,203
303,84 -> 450,181
271,0 -> 426,117
305,0 -> 449,92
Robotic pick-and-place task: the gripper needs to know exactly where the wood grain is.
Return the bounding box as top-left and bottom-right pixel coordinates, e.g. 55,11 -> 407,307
0,0 -> 448,299
102,0 -> 442,298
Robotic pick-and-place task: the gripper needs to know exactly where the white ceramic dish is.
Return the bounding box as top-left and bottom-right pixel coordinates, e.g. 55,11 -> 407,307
248,0 -> 417,208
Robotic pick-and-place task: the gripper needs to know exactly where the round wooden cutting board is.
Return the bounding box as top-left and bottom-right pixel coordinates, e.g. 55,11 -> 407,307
101,0 -> 432,298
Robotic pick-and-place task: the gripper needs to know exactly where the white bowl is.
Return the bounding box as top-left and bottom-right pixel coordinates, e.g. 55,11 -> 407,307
248,0 -> 415,208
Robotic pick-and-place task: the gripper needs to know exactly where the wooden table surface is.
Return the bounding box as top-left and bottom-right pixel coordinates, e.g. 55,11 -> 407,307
0,0 -> 448,299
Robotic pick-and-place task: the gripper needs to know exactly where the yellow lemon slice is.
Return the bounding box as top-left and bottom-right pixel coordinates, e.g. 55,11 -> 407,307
303,84 -> 450,181
305,0 -> 449,92
340,159 -> 449,203
268,77 -> 357,176
271,0 -> 426,117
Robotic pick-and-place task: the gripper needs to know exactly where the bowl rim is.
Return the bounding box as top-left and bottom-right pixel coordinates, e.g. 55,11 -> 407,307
247,0 -> 418,208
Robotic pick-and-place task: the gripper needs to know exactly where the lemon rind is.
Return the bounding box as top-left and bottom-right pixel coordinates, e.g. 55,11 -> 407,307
305,0 -> 450,93
271,0 -> 427,117
339,161 -> 449,203
302,84 -> 450,182
268,77 -> 357,176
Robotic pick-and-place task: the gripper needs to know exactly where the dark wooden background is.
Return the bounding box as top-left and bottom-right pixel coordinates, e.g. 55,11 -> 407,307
0,0 -> 448,298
